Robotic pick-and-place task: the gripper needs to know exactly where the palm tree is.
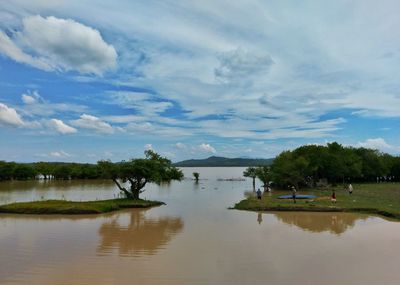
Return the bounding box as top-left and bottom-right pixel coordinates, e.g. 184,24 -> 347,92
243,167 -> 257,191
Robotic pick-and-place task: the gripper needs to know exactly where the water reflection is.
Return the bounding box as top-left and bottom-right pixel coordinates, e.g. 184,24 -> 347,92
97,209 -> 184,256
272,212 -> 368,235
257,212 -> 263,225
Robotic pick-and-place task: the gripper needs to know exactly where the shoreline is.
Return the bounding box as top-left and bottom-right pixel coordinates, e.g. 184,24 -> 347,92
233,184 -> 400,221
232,204 -> 400,221
0,199 -> 164,215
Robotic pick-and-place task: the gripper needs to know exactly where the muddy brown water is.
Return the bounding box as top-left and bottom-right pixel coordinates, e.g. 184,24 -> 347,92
1,167 -> 399,285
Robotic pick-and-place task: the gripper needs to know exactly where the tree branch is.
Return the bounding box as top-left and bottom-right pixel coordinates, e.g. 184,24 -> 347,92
112,178 -> 132,198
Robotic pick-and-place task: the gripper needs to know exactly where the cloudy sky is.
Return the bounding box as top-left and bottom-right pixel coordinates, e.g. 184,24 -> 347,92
0,0 -> 399,162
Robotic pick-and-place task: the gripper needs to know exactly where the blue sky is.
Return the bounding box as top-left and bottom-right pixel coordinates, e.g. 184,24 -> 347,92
0,0 -> 399,162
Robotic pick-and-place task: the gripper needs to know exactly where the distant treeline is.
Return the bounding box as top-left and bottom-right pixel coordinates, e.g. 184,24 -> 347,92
0,161 -> 109,181
270,142 -> 400,188
174,156 -> 273,167
1,142 -> 400,184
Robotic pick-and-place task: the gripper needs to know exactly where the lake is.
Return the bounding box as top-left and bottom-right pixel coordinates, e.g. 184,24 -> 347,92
0,167 -> 399,285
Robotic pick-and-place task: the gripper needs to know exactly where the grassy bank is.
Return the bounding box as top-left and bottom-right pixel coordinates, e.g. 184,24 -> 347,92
0,199 -> 164,215
234,183 -> 400,220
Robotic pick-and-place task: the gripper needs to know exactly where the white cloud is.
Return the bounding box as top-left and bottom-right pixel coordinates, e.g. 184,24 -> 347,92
71,114 -> 114,134
106,91 -> 173,117
2,1 -> 400,162
0,103 -> 24,127
214,48 -> 274,83
175,142 -> 187,150
50,150 -> 71,158
0,30 -> 52,71
49,118 -> 77,134
144,144 -> 153,151
21,90 -> 43,105
1,15 -> 117,75
198,143 -> 216,154
22,94 -> 36,104
357,138 -> 398,153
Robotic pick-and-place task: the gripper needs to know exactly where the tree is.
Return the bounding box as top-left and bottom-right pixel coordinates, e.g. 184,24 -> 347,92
34,162 -> 53,179
12,164 -> 36,180
270,151 -> 309,189
193,172 -> 199,182
100,150 -> 183,199
255,166 -> 270,192
243,167 -> 257,190
0,161 -> 16,181
53,165 -> 72,180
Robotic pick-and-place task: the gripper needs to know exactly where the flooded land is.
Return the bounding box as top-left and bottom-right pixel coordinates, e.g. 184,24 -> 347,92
1,167 -> 399,285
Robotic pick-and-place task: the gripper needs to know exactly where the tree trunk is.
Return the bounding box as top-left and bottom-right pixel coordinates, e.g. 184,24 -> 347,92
112,178 -> 134,199
131,186 -> 140,200
252,177 -> 255,191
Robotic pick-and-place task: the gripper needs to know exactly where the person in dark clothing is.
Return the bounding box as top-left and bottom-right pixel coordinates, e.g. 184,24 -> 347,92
256,188 -> 262,200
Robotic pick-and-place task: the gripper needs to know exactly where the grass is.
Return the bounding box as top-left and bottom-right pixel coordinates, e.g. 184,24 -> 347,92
234,183 -> 400,220
0,198 -> 164,215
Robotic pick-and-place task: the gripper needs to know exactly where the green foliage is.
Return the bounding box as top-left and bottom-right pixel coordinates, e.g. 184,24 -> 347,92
271,151 -> 309,188
255,166 -> 270,185
53,165 -> 70,180
270,142 -> 400,188
103,150 -> 184,199
234,183 -> 400,220
0,161 -> 16,180
12,164 -> 36,180
243,166 -> 257,188
0,199 -> 163,215
193,172 -> 200,182
243,167 -> 257,178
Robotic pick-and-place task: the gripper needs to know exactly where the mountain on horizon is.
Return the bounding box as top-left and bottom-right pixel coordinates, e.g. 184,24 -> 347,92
173,156 -> 274,167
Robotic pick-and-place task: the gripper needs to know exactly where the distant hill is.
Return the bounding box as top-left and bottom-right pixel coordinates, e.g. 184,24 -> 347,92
173,156 -> 274,167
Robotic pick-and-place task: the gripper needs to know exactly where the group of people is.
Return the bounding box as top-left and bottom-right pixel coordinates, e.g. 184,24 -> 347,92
255,183 -> 354,203
331,183 -> 353,203
256,184 -> 271,199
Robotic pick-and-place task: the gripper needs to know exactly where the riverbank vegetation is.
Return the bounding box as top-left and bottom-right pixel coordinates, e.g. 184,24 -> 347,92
0,199 -> 163,215
99,150 -> 183,199
0,150 -> 183,214
243,142 -> 400,190
234,183 -> 400,220
1,150 -> 183,200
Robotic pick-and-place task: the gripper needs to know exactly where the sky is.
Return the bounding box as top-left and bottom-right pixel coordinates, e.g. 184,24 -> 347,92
0,0 -> 399,163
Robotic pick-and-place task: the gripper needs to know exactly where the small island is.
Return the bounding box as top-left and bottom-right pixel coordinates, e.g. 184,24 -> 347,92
0,150 -> 183,215
234,183 -> 400,220
234,143 -> 400,221
0,199 -> 163,215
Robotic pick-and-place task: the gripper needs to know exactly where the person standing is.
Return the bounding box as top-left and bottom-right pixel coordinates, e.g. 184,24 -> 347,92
331,190 -> 337,203
348,183 -> 353,195
256,188 -> 262,200
291,186 -> 297,204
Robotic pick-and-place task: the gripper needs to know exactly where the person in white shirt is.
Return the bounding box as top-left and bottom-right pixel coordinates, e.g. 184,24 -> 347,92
348,183 -> 353,195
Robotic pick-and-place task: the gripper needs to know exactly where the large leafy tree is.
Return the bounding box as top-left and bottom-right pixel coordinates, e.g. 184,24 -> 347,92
98,150 -> 183,199
271,151 -> 310,189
